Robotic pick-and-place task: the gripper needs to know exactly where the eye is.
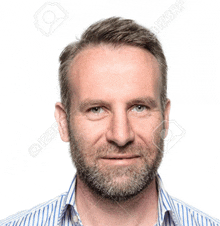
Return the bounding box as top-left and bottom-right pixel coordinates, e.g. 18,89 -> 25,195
132,105 -> 148,112
89,107 -> 104,114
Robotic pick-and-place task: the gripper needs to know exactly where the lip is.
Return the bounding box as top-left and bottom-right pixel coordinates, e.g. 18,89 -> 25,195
100,155 -> 140,166
101,154 -> 140,159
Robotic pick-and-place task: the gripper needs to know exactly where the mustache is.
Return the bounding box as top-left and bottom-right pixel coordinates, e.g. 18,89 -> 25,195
91,143 -> 150,158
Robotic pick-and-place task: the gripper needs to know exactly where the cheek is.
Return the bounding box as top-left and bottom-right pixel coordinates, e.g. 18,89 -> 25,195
133,114 -> 163,140
71,115 -> 106,147
133,115 -> 163,160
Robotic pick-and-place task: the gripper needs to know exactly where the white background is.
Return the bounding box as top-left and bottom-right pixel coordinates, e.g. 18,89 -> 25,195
0,0 -> 219,220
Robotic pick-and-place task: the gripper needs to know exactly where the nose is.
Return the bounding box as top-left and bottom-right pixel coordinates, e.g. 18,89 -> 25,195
106,110 -> 135,147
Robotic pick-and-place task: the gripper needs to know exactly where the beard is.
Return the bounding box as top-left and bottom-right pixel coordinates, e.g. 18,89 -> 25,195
68,123 -> 164,203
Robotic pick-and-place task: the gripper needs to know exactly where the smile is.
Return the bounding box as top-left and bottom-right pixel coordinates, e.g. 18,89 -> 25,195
100,155 -> 141,165
102,154 -> 140,159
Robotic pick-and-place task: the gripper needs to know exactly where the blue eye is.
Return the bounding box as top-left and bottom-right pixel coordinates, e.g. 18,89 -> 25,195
90,107 -> 104,114
132,105 -> 147,112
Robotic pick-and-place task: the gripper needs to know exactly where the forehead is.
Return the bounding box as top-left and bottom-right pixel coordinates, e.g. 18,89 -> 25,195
68,44 -> 161,105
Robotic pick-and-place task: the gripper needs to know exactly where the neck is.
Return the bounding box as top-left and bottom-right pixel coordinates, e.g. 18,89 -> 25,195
75,175 -> 158,226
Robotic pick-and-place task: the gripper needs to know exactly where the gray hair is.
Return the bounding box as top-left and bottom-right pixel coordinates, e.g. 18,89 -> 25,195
58,17 -> 167,121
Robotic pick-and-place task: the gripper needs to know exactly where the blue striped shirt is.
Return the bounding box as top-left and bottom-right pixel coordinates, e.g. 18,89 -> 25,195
1,173 -> 219,226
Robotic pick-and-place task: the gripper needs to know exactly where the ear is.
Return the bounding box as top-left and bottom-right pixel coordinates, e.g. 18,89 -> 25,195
163,99 -> 171,138
54,102 -> 70,142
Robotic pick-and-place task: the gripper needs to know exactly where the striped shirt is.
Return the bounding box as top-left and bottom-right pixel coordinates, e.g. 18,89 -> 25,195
0,173 -> 219,226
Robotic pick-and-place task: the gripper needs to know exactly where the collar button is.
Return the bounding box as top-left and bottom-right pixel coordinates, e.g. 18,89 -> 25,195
73,215 -> 78,223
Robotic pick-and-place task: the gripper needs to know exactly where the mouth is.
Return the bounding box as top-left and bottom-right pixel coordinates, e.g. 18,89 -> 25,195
100,155 -> 141,165
102,155 -> 140,159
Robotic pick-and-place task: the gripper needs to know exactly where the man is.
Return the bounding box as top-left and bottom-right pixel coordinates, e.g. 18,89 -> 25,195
0,17 -> 219,226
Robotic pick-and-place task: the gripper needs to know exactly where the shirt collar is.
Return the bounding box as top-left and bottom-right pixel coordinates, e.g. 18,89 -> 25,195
57,174 -> 77,225
58,173 -> 183,226
156,174 -> 183,226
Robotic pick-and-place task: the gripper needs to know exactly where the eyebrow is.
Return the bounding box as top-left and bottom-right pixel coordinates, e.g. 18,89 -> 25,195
127,97 -> 158,109
78,97 -> 158,112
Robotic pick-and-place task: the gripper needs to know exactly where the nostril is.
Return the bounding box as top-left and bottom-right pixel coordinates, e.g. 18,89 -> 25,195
108,140 -> 134,149
105,115 -> 135,146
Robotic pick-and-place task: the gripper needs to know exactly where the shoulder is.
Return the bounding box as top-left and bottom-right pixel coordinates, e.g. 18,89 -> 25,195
171,196 -> 220,226
0,192 -> 68,226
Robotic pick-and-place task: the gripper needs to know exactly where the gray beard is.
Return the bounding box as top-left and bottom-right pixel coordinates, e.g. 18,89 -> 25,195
68,127 -> 164,203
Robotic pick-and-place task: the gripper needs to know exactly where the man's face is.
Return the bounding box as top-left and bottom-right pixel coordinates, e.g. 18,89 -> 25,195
59,44 -> 170,202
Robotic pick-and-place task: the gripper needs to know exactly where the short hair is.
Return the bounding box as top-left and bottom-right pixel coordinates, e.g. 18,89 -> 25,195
58,17 -> 167,121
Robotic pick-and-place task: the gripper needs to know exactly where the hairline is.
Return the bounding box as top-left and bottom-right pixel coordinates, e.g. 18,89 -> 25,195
66,42 -> 164,114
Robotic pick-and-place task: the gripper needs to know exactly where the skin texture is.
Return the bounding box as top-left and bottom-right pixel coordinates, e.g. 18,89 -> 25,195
55,44 -> 170,226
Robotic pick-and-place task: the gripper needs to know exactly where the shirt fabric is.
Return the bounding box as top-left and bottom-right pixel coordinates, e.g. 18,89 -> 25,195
0,173 -> 219,226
